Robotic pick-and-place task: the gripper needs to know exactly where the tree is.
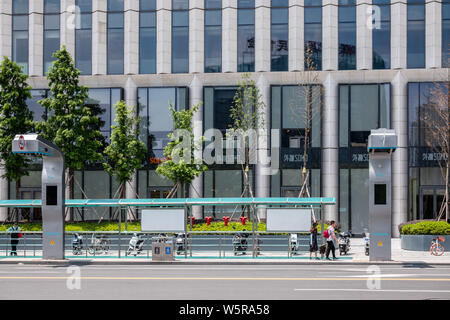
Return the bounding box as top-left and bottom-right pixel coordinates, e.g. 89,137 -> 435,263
228,73 -> 265,217
36,46 -> 104,219
422,81 -> 450,222
103,100 -> 146,220
289,42 -> 323,198
0,57 -> 34,221
156,104 -> 207,198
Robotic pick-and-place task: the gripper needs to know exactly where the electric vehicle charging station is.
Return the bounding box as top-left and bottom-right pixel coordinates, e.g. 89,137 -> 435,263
368,129 -> 397,261
12,134 -> 65,260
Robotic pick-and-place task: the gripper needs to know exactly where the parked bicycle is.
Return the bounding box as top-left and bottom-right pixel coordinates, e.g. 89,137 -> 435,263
430,236 -> 445,256
88,234 -> 111,255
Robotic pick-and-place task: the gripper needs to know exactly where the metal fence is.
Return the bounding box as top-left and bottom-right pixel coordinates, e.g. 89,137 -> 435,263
0,231 -> 322,259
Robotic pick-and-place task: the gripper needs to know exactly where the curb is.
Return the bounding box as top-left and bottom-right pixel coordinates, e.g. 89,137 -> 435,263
1,258 -> 450,266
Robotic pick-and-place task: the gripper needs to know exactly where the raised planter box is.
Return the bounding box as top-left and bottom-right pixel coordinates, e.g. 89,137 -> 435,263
401,235 -> 449,251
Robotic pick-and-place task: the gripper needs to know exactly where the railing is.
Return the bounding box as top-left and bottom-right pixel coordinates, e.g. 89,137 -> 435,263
0,231 -> 328,259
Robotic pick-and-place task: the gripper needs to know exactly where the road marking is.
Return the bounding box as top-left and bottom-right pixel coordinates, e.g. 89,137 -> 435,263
294,288 -> 450,294
1,276 -> 450,281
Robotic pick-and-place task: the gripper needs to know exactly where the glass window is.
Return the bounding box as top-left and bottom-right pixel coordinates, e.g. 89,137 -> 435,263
271,1 -> 289,71
107,0 -> 124,74
12,0 -> 29,74
76,0 -> 92,75
443,0 -> 450,67
237,0 -> 255,72
407,0 -> 425,68
140,1 -> 157,74
44,0 -> 60,74
205,0 -> 222,73
137,87 -> 188,159
338,0 -> 356,70
172,0 -> 189,73
304,1 -> 322,70
339,84 -> 391,148
27,90 -> 47,122
372,0 -> 390,69
85,88 -> 123,141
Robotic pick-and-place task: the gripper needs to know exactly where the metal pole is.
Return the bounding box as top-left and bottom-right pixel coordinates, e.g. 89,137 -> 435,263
24,233 -> 26,258
118,210 -> 121,259
252,205 -> 256,258
184,206 -> 188,259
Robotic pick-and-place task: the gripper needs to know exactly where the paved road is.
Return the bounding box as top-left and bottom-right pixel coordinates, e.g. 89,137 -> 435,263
0,264 -> 449,300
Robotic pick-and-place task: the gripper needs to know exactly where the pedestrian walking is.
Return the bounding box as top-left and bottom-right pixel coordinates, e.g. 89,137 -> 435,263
309,222 -> 319,260
7,223 -> 21,256
325,220 -> 337,260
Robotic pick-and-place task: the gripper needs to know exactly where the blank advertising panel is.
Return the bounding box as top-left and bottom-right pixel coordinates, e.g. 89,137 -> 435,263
266,208 -> 312,232
141,209 -> 185,232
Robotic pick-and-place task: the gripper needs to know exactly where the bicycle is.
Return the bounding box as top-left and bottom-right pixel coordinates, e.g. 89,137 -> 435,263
430,236 -> 446,256
88,234 -> 111,255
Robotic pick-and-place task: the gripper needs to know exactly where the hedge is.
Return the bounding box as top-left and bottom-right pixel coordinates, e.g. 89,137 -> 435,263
400,221 -> 450,235
0,221 -> 330,233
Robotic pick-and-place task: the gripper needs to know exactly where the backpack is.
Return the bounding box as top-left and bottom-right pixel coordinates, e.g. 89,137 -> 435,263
323,229 -> 329,238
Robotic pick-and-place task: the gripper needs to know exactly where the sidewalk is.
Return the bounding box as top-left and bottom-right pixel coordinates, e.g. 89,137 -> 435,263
1,239 -> 449,265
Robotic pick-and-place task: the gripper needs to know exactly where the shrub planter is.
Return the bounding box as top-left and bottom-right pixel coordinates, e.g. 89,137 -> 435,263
401,235 -> 450,251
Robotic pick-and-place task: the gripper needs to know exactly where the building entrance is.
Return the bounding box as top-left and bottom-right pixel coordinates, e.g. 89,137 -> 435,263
420,186 -> 445,219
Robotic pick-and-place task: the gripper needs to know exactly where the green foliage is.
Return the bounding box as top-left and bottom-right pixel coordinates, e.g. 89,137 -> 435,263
0,57 -> 34,182
229,73 -> 265,132
0,222 -> 141,232
36,46 -> 104,172
103,101 -> 146,185
401,221 -> 450,235
156,104 -> 207,189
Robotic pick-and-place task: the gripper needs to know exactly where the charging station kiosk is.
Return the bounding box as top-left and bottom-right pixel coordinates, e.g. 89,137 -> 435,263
368,129 -> 397,261
12,134 -> 65,260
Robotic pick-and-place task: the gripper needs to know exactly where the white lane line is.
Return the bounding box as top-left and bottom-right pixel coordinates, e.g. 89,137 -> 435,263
294,288 -> 450,293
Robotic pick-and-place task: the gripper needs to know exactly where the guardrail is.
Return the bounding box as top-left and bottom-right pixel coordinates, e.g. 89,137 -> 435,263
0,231 -> 336,259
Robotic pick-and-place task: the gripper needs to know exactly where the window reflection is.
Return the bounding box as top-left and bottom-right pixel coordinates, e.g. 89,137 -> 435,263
12,0 -> 29,74
338,0 -> 356,70
304,1 -> 322,70
372,0 -> 390,69
237,0 -> 255,72
205,0 -> 222,73
407,0 -> 425,68
107,0 -> 124,74
140,0 -> 157,74
271,1 -> 289,71
172,0 -> 189,73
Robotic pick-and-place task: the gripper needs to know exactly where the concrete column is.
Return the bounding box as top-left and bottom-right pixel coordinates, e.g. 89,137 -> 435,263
391,71 -> 408,238
255,0 -> 270,72
222,0 -> 237,73
356,0 -> 372,70
0,0 -> 12,59
124,0 -> 139,75
60,0 -> 76,58
92,0 -> 107,75
189,0 -> 204,73
391,0 -> 407,69
322,0 -> 338,71
189,75 -> 204,219
125,77 -> 138,219
157,0 -> 171,74
29,0 -> 44,77
289,0 -> 304,72
322,74 -> 339,222
426,0 -> 442,69
256,74 -> 270,220
0,2 -> 12,220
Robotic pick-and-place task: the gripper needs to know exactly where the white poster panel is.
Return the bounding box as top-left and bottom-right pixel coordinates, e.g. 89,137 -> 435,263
141,209 -> 185,232
266,208 -> 312,232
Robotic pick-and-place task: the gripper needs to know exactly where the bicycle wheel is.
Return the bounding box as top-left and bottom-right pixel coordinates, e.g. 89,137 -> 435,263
431,243 -> 445,256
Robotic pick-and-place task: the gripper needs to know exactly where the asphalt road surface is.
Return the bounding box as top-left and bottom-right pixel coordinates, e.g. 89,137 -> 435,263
0,264 -> 449,300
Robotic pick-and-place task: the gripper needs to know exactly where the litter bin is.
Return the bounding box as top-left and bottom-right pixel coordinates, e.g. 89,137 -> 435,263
152,235 -> 175,261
